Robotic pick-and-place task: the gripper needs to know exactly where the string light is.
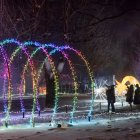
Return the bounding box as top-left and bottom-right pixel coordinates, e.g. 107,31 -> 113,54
35,44 -> 78,122
3,73 -> 7,113
0,110 -> 139,127
22,41 -> 59,124
59,46 -> 94,117
0,45 -> 12,124
0,39 -> 94,127
0,39 -> 38,126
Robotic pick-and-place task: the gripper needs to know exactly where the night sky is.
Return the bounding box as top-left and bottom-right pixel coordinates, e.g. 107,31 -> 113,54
1,0 -> 140,80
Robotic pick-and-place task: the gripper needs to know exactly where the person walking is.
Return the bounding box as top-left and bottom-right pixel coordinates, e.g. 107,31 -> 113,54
106,85 -> 116,112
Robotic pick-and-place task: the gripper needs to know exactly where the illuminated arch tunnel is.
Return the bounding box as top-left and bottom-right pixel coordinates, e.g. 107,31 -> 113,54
0,39 -> 94,127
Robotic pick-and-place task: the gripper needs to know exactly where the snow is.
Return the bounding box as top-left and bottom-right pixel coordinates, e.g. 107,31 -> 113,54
0,98 -> 139,140
0,111 -> 139,140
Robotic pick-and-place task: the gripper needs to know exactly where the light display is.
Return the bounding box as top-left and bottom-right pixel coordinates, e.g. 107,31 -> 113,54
39,87 -> 46,94
116,76 -> 140,95
19,43 -> 93,123
94,79 -> 108,101
67,47 -> 94,118
0,44 -> 12,124
0,39 -> 94,127
3,73 -> 7,113
0,39 -> 38,126
93,76 -> 140,101
1,38 -> 139,129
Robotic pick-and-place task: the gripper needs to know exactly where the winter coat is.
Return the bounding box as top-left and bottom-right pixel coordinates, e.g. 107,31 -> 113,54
106,88 -> 115,103
126,86 -> 134,104
134,88 -> 140,105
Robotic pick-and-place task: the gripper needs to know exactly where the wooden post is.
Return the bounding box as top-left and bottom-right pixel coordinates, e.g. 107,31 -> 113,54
38,110 -> 41,116
5,121 -> 8,128
65,105 -> 68,113
122,101 -> 123,107
88,116 -> 91,122
22,111 -> 25,118
100,102 -> 101,111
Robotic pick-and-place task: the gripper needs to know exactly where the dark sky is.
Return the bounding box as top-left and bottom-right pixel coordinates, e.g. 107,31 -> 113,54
1,0 -> 140,80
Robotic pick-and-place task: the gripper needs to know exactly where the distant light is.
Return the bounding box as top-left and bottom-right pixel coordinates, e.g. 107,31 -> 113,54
116,75 -> 140,95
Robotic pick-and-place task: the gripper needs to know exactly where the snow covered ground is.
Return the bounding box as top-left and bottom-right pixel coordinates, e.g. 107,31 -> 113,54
0,110 -> 139,140
0,96 -> 139,140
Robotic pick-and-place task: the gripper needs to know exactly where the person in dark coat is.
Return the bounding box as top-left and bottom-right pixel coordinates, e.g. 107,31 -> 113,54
106,85 -> 116,112
134,84 -> 140,105
125,84 -> 134,110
